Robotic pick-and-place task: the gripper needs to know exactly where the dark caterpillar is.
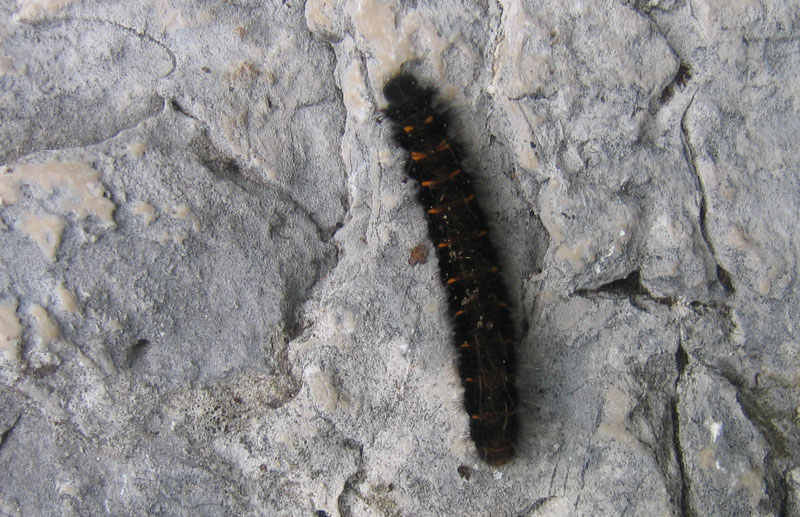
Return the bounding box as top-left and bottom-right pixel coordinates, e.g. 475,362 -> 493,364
383,73 -> 519,465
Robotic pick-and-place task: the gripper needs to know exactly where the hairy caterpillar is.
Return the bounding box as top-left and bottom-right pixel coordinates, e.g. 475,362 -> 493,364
383,73 -> 519,465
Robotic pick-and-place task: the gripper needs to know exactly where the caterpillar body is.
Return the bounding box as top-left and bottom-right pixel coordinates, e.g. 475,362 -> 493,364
383,73 -> 519,465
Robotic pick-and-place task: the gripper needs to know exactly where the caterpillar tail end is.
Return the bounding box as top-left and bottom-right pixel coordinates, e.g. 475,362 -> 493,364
472,412 -> 519,466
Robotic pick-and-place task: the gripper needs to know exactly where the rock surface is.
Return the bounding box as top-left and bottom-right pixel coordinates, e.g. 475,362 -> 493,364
1,0 -> 798,515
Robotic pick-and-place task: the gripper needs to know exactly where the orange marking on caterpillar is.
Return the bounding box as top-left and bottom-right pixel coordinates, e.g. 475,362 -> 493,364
436,140 -> 450,152
424,115 -> 434,124
403,125 -> 415,134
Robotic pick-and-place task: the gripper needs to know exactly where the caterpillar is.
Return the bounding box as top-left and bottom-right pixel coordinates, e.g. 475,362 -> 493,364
383,73 -> 519,465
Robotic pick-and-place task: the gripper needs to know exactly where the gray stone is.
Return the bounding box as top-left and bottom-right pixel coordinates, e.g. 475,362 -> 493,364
1,0 -> 798,515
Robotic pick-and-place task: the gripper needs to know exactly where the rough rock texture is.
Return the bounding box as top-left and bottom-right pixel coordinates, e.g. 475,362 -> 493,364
0,0 -> 798,515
